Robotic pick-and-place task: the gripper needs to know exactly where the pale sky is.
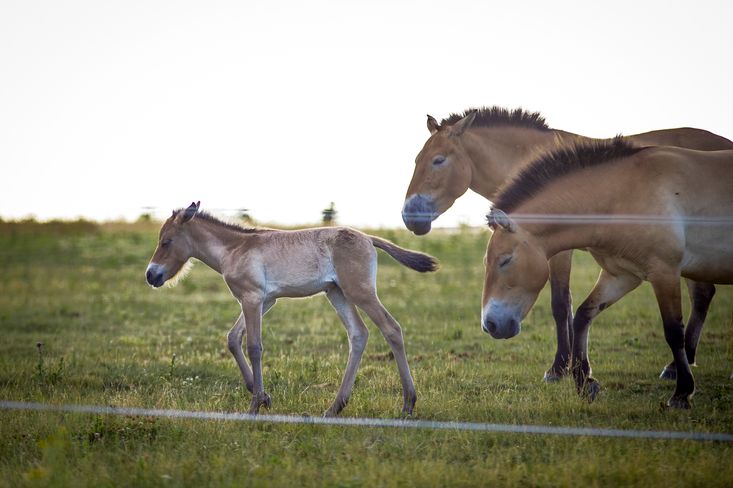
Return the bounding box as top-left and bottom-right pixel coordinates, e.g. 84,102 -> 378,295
2,0 -> 731,228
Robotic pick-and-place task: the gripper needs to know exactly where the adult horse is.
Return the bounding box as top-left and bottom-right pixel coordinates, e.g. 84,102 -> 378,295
402,107 -> 733,381
481,138 -> 733,408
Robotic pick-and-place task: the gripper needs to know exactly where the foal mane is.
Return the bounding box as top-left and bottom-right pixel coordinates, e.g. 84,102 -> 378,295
173,209 -> 260,234
492,136 -> 647,213
441,106 -> 550,132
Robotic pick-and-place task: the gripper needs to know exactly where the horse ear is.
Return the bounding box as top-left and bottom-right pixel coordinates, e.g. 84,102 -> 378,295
487,208 -> 517,233
181,201 -> 200,223
449,111 -> 477,138
427,114 -> 440,135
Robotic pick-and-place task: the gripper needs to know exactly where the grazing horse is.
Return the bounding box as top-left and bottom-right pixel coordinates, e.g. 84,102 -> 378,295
401,107 -> 733,381
481,138 -> 733,408
146,202 -> 438,416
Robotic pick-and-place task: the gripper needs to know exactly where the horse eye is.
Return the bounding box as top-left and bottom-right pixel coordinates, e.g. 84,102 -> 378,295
161,239 -> 172,248
432,155 -> 446,166
499,255 -> 513,268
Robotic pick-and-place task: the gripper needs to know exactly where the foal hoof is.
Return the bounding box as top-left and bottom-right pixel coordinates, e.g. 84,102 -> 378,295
402,392 -> 417,417
666,395 -> 692,409
249,392 -> 272,415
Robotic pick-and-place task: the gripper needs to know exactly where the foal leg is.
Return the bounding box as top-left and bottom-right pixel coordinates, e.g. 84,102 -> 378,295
660,280 -> 715,380
324,287 -> 369,417
651,275 -> 694,409
571,270 -> 641,401
227,312 -> 254,393
226,300 -> 275,394
545,251 -> 574,382
353,294 -> 416,416
242,300 -> 271,414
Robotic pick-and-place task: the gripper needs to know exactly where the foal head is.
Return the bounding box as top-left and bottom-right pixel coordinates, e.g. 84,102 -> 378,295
402,111 -> 476,235
145,201 -> 200,288
481,209 -> 549,339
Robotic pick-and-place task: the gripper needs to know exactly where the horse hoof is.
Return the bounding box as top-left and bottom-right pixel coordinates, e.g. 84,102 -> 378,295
659,367 -> 677,381
543,371 -> 564,383
544,363 -> 569,383
586,380 -> 601,402
667,395 -> 692,409
577,378 -> 600,402
323,409 -> 339,418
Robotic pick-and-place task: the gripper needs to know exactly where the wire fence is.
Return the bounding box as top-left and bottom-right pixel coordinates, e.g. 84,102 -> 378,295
2,400 -> 732,443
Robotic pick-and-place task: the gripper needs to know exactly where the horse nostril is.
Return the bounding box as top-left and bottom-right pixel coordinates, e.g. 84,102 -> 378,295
146,269 -> 154,285
482,319 -> 498,335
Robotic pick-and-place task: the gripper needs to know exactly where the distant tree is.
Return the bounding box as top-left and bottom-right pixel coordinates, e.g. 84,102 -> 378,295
322,202 -> 337,225
137,213 -> 153,223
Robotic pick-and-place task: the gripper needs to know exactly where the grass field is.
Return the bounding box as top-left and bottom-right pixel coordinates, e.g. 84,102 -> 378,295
1,219 -> 732,487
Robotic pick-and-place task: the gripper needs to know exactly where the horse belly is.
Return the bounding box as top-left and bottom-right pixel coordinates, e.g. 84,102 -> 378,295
682,231 -> 733,284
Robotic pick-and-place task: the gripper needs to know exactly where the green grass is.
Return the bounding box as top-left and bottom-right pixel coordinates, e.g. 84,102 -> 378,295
0,220 -> 732,487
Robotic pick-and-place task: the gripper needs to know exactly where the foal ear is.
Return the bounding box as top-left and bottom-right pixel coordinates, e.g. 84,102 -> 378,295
181,201 -> 200,223
427,114 -> 440,134
487,208 -> 517,233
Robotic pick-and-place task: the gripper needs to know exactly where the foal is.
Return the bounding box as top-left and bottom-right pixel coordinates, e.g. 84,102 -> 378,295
146,202 -> 438,416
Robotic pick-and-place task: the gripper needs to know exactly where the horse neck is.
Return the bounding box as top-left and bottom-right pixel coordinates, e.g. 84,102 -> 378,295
513,170 -> 619,258
462,127 -> 583,198
186,219 -> 245,274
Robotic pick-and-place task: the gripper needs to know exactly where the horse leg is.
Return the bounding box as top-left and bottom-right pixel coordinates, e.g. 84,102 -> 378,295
545,251 -> 574,382
353,294 -> 416,416
572,270 -> 641,401
242,300 -> 271,414
227,312 -> 254,393
660,280 -> 715,380
323,287 -> 369,417
650,274 -> 694,409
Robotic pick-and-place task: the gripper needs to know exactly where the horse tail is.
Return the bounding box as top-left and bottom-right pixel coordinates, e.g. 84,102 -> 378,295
370,236 -> 439,273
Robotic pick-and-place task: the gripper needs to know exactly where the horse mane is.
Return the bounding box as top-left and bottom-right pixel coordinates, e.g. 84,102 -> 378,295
441,106 -> 550,132
173,209 -> 261,234
492,136 -> 647,213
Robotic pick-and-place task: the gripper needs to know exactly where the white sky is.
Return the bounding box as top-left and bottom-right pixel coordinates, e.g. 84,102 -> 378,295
1,0 -> 731,228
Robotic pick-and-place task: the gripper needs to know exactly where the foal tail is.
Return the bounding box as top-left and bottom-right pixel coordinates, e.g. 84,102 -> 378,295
370,236 -> 439,273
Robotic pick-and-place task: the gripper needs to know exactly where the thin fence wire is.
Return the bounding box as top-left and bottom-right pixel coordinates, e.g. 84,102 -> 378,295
139,206 -> 733,228
2,400 -> 732,443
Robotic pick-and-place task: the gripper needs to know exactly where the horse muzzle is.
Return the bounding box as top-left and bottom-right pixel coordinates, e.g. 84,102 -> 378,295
402,194 -> 438,235
481,300 -> 522,339
146,263 -> 166,288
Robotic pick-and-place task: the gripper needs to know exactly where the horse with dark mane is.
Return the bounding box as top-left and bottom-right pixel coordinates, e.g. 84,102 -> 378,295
401,106 -> 733,381
146,202 -> 438,416
480,138 -> 733,408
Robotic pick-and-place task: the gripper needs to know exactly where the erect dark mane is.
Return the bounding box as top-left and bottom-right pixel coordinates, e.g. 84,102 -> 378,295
441,106 -> 550,132
492,136 -> 647,213
173,209 -> 260,234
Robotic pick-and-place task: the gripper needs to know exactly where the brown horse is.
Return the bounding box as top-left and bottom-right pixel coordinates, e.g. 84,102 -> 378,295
402,107 -> 733,381
146,202 -> 438,416
481,138 -> 733,408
